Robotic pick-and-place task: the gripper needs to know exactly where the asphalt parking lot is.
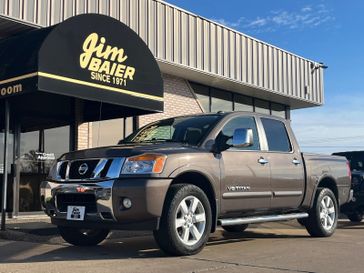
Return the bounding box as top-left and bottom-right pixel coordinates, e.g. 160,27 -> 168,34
1,219 -> 364,273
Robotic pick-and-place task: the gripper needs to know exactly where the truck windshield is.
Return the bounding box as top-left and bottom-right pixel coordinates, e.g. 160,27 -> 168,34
120,115 -> 221,146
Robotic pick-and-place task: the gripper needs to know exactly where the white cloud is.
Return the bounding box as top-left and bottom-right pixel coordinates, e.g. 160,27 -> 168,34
247,17 -> 268,28
301,6 -> 312,12
212,4 -> 335,33
213,17 -> 244,28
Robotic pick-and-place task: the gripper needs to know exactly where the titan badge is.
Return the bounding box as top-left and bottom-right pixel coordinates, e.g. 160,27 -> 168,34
227,185 -> 251,192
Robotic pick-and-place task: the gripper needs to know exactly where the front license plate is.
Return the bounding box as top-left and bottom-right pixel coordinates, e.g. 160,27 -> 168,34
66,206 -> 85,221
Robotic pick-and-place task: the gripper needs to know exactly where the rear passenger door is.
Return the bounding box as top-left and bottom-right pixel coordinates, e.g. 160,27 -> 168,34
259,118 -> 305,209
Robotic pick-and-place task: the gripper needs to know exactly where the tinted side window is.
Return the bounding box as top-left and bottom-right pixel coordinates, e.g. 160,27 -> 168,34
261,118 -> 292,152
216,116 -> 260,151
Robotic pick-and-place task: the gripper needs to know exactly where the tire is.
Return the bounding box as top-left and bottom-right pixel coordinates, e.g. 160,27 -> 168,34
58,226 -> 109,246
153,184 -> 212,256
297,218 -> 308,226
347,212 -> 363,223
222,224 -> 249,233
304,188 -> 338,237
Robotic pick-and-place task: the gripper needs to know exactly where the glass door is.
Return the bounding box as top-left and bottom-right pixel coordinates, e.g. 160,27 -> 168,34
0,131 -> 14,215
18,126 -> 70,212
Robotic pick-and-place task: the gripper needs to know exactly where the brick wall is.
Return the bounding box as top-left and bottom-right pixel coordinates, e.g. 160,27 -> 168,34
77,122 -> 92,150
139,74 -> 204,127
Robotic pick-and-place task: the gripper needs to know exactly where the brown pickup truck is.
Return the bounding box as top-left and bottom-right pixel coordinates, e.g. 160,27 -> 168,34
41,112 -> 352,255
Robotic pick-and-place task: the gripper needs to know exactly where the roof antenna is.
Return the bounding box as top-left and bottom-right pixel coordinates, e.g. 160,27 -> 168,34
96,101 -> 103,147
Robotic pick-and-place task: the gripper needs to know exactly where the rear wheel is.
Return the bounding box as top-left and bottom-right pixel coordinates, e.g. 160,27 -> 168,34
222,224 -> 249,233
153,184 -> 212,256
347,211 -> 363,223
58,226 -> 109,246
304,188 -> 338,237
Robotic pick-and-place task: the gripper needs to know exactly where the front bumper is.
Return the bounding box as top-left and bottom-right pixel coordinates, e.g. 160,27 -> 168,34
40,178 -> 172,230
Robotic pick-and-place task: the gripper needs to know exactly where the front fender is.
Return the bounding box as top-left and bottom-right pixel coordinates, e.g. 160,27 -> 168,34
169,165 -> 220,196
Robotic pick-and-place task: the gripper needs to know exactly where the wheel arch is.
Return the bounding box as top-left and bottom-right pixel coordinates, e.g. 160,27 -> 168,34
170,171 -> 218,233
311,176 -> 339,207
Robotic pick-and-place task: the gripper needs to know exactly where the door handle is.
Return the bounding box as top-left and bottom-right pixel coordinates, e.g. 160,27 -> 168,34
292,158 -> 301,165
258,157 -> 269,165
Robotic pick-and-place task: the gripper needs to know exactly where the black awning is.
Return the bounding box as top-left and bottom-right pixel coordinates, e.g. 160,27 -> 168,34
0,14 -> 163,116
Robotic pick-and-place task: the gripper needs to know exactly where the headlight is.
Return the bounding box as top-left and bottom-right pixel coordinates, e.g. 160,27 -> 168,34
121,153 -> 167,174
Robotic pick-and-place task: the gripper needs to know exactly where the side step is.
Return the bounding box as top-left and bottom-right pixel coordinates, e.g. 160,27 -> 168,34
218,212 -> 309,226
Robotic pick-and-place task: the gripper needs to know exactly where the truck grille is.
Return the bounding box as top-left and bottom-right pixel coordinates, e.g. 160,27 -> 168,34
68,160 -> 101,179
56,193 -> 97,213
55,158 -> 124,181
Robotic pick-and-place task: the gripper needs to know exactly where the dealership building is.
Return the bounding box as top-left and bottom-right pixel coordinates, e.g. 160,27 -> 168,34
0,0 -> 324,216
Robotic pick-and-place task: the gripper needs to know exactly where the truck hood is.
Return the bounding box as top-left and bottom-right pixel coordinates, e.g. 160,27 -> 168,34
60,142 -> 198,160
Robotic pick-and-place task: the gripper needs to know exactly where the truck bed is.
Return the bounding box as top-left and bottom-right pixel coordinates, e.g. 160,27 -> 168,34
302,153 -> 352,207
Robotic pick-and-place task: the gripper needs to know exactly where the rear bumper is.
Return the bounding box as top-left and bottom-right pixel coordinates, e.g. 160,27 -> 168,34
40,178 -> 172,230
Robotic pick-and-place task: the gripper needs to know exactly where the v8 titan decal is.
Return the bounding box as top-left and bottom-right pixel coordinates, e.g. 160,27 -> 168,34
227,185 -> 251,192
80,33 -> 136,87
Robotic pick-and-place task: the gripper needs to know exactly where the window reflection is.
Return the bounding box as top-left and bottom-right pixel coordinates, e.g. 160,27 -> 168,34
254,99 -> 270,115
211,89 -> 233,112
91,117 -> 133,148
190,83 -> 210,112
234,95 -> 253,112
271,103 -> 286,118
19,126 -> 70,212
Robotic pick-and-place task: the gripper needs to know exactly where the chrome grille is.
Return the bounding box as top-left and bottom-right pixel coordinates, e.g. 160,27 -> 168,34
55,158 -> 124,181
68,159 -> 100,179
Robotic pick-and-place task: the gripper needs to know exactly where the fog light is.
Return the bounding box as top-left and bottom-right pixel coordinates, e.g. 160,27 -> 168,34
122,198 -> 132,209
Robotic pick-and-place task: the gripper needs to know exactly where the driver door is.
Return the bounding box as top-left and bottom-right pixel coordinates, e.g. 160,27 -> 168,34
218,115 -> 271,214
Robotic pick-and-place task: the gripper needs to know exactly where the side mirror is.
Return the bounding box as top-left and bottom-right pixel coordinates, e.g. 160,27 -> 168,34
232,128 -> 253,148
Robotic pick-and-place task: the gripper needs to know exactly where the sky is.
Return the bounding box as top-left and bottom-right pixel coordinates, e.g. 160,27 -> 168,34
167,0 -> 364,154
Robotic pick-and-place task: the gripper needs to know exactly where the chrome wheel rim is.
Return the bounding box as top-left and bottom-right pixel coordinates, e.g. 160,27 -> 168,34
175,195 -> 206,246
319,195 -> 336,230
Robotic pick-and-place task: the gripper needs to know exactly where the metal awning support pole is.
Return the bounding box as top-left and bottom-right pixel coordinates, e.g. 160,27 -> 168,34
1,99 -> 10,231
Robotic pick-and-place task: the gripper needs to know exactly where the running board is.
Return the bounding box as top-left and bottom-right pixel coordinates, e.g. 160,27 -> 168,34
218,212 -> 309,226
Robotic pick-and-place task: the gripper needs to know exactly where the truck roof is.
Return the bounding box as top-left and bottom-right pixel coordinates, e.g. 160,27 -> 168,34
167,111 -> 287,122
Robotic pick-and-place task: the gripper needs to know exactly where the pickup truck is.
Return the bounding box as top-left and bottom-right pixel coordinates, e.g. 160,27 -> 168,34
40,112 -> 352,255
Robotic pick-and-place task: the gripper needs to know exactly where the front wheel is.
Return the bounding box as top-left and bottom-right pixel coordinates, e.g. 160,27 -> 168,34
304,188 -> 338,237
153,184 -> 212,256
58,226 -> 109,246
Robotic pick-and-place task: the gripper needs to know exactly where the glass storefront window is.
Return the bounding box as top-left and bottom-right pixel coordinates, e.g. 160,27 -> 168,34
211,88 -> 233,112
254,99 -> 270,115
190,81 -> 288,119
271,103 -> 286,118
20,131 -> 39,174
18,126 -> 70,212
44,126 -> 70,158
234,94 -> 253,112
0,131 -> 14,213
190,82 -> 210,112
91,117 -> 133,148
44,126 -> 70,172
0,131 -> 14,174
